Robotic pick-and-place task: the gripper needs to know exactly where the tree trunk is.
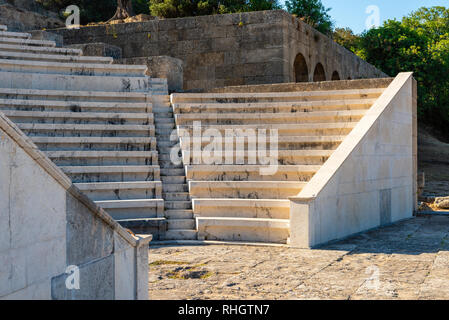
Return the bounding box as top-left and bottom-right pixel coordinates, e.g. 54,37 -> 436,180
108,0 -> 135,21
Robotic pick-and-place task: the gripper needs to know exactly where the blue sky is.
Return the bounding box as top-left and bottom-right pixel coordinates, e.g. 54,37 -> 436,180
280,0 -> 449,34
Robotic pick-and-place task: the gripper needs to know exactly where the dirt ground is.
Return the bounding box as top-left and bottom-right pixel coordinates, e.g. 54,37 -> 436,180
418,126 -> 449,197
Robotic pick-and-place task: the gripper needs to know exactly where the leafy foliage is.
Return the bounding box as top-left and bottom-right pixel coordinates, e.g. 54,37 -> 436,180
333,27 -> 359,52
285,0 -> 333,35
356,6 -> 449,135
36,0 -> 150,23
148,0 -> 281,18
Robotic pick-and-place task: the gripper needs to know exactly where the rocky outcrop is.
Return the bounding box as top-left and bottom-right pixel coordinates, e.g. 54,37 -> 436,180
0,2 -> 63,31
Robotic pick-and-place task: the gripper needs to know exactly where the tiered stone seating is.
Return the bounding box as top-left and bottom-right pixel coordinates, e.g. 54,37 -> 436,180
0,25 -> 165,236
171,88 -> 386,243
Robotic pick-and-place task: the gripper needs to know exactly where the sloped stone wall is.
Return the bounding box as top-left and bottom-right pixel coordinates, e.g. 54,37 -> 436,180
0,114 -> 150,300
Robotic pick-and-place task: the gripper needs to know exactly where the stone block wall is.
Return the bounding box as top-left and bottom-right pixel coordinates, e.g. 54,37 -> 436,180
51,10 -> 386,92
0,113 -> 150,300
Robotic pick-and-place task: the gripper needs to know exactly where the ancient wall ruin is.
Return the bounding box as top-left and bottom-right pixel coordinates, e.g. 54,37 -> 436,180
52,10 -> 387,91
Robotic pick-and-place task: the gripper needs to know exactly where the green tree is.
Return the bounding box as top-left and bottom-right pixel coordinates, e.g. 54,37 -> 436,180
356,6 -> 449,135
149,0 -> 280,18
285,0 -> 333,35
36,0 -> 150,24
333,27 -> 360,52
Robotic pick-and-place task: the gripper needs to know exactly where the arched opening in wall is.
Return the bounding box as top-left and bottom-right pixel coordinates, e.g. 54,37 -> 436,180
294,53 -> 309,82
347,76 -> 352,80
331,71 -> 340,81
313,63 -> 326,82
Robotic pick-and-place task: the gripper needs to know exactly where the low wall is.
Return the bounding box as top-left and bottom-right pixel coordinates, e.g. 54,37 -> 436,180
51,10 -> 386,91
210,78 -> 394,93
0,112 -> 150,300
289,72 -> 417,248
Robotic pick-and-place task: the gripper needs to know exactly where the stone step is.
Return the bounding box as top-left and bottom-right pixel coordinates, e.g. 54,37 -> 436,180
180,149 -> 333,165
155,128 -> 176,136
175,110 -> 366,125
2,110 -> 153,125
96,199 -> 164,220
0,25 -> 7,31
177,122 -> 357,136
0,31 -> 31,39
165,201 -> 192,209
189,181 -> 306,199
61,165 -> 160,182
161,175 -> 186,184
17,123 -> 155,137
158,140 -> 178,148
164,209 -> 194,219
160,168 -> 185,176
185,164 -> 319,181
75,181 -> 162,200
162,184 -> 188,192
154,117 -> 175,124
196,217 -> 289,244
0,50 -> 113,64
155,123 -> 176,130
0,88 -> 151,103
179,135 -> 345,150
0,59 -> 147,77
162,229 -> 198,240
0,71 -> 151,92
0,37 -> 56,47
32,136 -> 156,151
173,98 -> 377,114
45,150 -> 158,166
159,153 -> 180,161
163,192 -> 190,201
167,219 -> 196,230
0,43 -> 81,55
153,107 -> 172,114
0,98 -> 151,113
159,161 -> 183,169
193,198 -> 290,219
171,88 -> 384,103
118,217 -> 167,238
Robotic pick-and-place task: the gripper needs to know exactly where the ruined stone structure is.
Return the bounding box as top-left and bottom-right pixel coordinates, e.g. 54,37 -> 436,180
52,10 -> 386,92
0,9 -> 417,300
0,25 -> 151,299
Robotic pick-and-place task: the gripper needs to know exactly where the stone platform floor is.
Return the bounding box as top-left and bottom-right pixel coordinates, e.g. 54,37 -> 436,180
148,216 -> 449,300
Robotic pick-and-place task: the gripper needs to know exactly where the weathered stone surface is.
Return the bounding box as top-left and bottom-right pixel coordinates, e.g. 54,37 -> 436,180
148,216 -> 449,300
51,255 -> 115,300
66,43 -> 122,60
66,193 -> 114,267
50,10 -> 386,91
29,30 -> 63,47
0,3 -> 63,32
118,56 -> 183,92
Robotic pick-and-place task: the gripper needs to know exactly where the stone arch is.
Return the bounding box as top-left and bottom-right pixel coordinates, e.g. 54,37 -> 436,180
293,53 -> 309,82
313,63 -> 326,82
331,71 -> 340,81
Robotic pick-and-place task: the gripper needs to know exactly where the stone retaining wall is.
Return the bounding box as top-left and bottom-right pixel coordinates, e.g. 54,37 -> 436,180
51,10 -> 387,91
